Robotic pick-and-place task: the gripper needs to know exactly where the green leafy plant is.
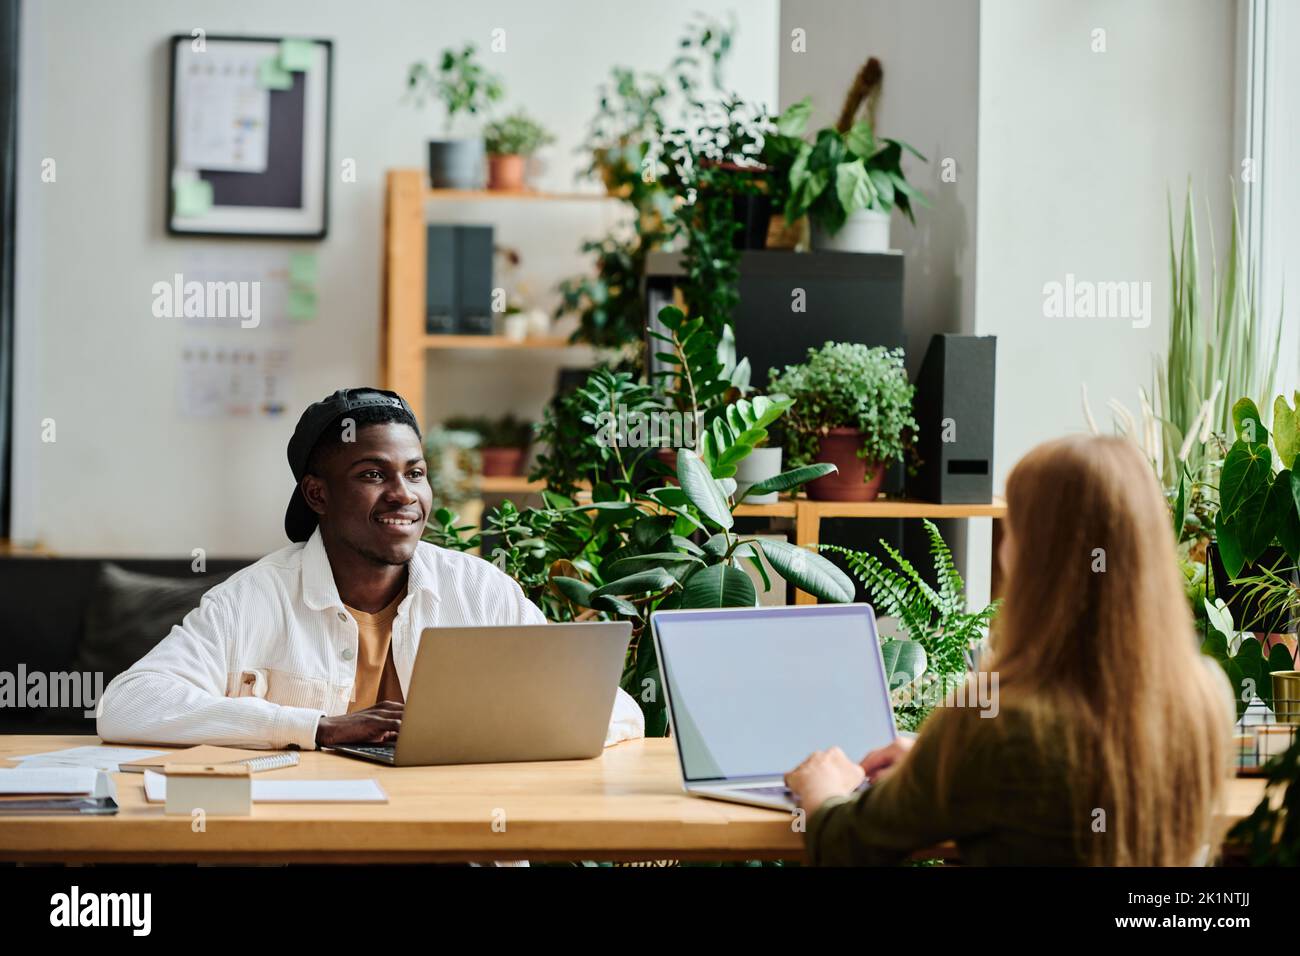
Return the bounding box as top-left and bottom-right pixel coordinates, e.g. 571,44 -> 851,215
1228,735 -> 1300,866
1214,396 -> 1300,579
1154,184 -> 1283,491
556,236 -> 649,349
1201,597 -> 1296,719
439,385 -> 850,735
760,97 -> 814,217
406,45 -> 504,135
823,520 -> 999,731
530,365 -> 666,498
443,413 -> 533,450
768,342 -> 917,478
422,426 -> 482,508
483,110 -> 555,157
650,305 -> 751,430
782,109 -> 928,235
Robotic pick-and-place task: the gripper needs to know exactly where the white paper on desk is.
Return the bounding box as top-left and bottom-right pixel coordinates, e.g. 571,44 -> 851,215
10,746 -> 165,772
0,767 -> 114,798
143,771 -> 387,804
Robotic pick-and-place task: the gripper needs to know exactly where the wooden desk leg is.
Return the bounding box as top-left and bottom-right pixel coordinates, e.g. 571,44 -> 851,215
794,501 -> 820,605
990,517 -> 1004,599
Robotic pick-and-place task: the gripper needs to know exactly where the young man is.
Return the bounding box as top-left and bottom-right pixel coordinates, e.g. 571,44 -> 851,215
97,387 -> 644,750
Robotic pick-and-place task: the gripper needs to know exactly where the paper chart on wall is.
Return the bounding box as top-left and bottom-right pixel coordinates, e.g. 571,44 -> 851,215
179,343 -> 292,419
176,46 -> 270,173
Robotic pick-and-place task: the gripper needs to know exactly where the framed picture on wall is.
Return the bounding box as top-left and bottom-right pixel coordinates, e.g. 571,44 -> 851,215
166,34 -> 333,239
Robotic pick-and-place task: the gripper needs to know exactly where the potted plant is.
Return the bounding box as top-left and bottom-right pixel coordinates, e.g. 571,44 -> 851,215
768,343 -> 917,501
824,519 -> 1000,731
483,110 -> 554,191
444,414 -> 533,477
1209,395 -> 1300,634
406,45 -> 504,189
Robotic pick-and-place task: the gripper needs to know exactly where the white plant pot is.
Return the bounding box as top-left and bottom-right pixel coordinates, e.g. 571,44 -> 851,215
735,447 -> 783,504
811,208 -> 892,253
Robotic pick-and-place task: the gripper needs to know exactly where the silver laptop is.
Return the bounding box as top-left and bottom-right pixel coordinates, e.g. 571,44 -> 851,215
333,621 -> 632,766
652,604 -> 897,811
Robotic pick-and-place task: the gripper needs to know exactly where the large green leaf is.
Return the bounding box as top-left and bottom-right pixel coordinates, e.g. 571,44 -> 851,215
834,159 -> 874,215
1216,511 -> 1248,580
603,552 -> 704,580
677,449 -> 733,530
681,563 -> 757,608
1220,439 -> 1272,518
551,576 -> 595,607
881,639 -> 927,691
1232,397 -> 1267,444
591,568 -> 678,598
741,463 -> 837,500
1275,470 -> 1300,563
844,121 -> 874,160
776,96 -> 813,137
757,538 -> 855,603
1274,394 -> 1300,469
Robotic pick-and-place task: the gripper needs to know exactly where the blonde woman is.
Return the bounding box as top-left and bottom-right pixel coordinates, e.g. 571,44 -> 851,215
786,435 -> 1235,865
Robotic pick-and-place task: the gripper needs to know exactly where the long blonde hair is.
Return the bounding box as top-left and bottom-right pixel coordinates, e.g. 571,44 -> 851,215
988,435 -> 1231,865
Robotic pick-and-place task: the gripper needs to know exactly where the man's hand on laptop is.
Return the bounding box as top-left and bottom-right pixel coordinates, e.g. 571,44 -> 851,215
315,700 -> 404,747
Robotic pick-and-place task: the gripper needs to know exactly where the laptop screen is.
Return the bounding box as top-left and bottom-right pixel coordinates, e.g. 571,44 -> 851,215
653,605 -> 897,782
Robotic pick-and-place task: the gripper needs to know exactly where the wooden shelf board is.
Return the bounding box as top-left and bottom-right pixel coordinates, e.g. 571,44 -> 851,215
422,335 -> 582,350
425,187 -> 616,203
479,475 -> 547,494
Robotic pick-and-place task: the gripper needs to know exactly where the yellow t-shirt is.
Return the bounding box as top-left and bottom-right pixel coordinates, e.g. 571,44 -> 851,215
344,591 -> 406,713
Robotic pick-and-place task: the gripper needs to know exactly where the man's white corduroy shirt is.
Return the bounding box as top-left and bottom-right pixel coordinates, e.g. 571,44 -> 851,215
96,528 -> 645,750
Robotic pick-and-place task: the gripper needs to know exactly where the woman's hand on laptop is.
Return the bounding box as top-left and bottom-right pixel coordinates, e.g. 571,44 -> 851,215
785,746 -> 866,812
315,700 -> 404,747
858,737 -> 915,783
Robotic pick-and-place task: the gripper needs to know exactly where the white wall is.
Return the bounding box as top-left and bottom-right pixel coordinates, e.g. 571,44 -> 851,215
13,0 -> 778,555
971,0 -> 1238,602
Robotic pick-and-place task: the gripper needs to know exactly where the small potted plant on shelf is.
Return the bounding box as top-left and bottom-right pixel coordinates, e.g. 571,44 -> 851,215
768,342 -> 917,501
483,110 -> 555,191
406,44 -> 504,189
781,60 -> 928,253
444,414 -> 534,477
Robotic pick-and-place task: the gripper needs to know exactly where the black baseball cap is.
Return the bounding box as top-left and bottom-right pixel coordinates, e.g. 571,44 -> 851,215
284,387 -> 418,542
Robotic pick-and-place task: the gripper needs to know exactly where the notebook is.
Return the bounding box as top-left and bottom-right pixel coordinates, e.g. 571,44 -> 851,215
0,767 -> 119,815
119,745 -> 300,774
142,771 -> 386,804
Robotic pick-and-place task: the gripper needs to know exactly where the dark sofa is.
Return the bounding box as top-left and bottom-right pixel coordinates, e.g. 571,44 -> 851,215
0,556 -> 254,735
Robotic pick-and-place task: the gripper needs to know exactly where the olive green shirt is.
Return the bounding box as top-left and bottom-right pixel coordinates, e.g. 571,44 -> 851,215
807,705 -> 1084,866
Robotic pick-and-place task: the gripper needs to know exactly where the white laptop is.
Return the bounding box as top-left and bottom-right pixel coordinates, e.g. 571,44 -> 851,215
651,604 -> 897,811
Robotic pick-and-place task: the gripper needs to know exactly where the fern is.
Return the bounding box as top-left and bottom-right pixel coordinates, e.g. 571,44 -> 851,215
821,520 -> 1001,726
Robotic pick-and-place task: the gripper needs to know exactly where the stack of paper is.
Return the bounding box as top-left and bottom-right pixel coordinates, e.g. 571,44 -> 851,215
0,767 -> 119,815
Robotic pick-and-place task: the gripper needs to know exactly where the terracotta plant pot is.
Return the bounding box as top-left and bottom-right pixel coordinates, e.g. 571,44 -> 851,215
805,428 -> 885,501
481,446 -> 525,477
487,154 -> 528,191
766,213 -> 806,250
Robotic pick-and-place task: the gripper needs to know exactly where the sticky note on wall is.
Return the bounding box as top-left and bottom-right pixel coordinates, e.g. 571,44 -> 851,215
279,38 -> 315,72
258,57 -> 293,91
288,287 -> 318,321
174,179 -> 213,217
288,252 -> 318,287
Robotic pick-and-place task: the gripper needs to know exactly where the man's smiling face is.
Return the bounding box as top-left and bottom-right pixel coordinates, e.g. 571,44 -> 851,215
301,422 -> 431,566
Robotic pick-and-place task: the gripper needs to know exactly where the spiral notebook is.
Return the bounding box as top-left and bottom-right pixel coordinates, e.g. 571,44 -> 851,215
118,746 -> 300,774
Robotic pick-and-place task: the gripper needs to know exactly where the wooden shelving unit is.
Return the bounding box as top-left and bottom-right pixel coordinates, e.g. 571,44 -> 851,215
381,169 -> 618,424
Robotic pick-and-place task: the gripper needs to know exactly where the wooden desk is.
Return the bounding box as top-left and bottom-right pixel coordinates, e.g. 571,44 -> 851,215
0,736 -> 1267,864
0,736 -> 802,864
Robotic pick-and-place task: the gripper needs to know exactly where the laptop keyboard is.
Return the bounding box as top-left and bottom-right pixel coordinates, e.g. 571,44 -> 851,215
739,786 -> 793,799
344,744 -> 396,761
